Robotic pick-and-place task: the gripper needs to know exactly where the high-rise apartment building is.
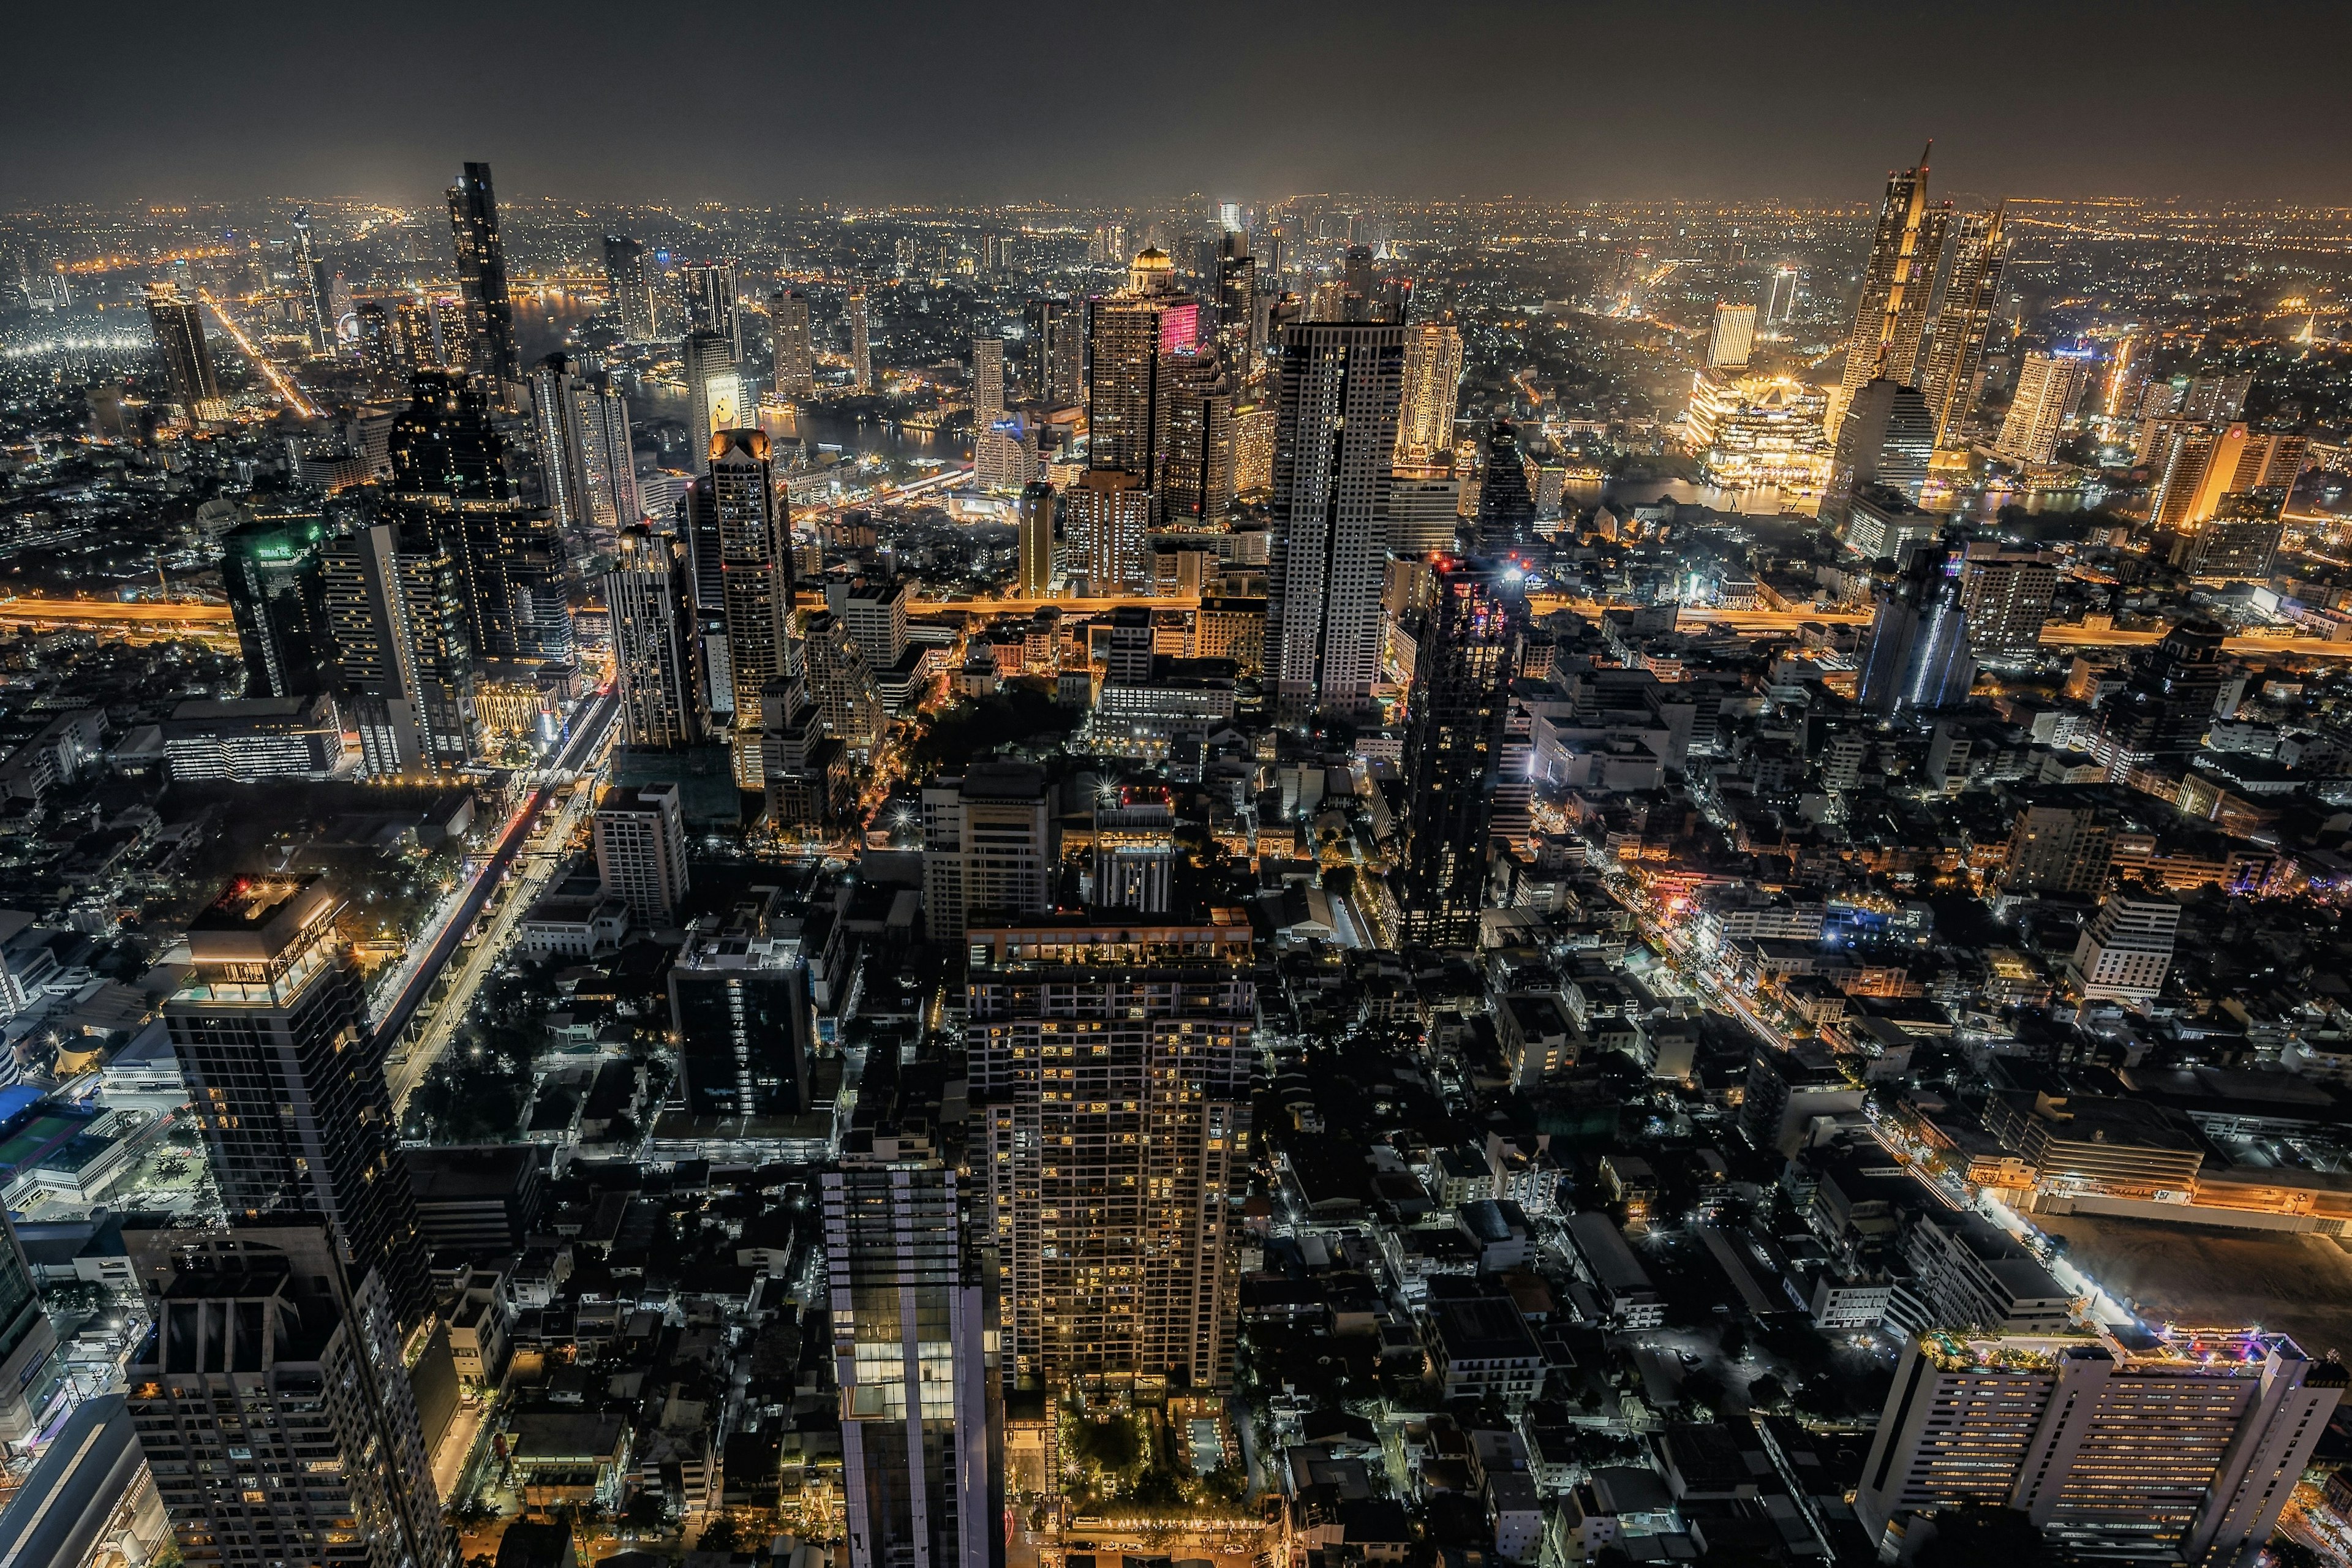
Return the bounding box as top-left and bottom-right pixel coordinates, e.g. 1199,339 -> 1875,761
2174,488 -> 2286,580
2068,886 -> 2180,1001
681,261 -> 742,358
224,514 -> 333,700
1087,254 -> 1198,488
1920,205 -> 2008,445
1063,468 -> 1152,592
163,876 -> 431,1327
1025,295 -> 1084,406
709,431 -> 791,784
801,609 -> 886,764
1093,796 -> 1176,914
1265,320 -> 1406,722
772,289 -> 815,400
318,516 -> 480,776
1017,481 -> 1055,598
1958,543 -> 2059,659
972,334 -> 1033,491
1994,350 -> 2091,466
1838,149 -> 1949,424
1706,302 -> 1757,370
1214,232 -> 1259,368
445,161 -> 519,391
850,286 -> 873,392
605,525 -> 706,749
968,913 -> 1253,1393
1398,561 -> 1525,947
145,282 -> 226,421
602,233 -> 656,340
1393,316 -> 1465,464
921,761 -> 1054,941
825,1066 -> 1002,1568
125,1224 -> 456,1568
530,353 -> 639,537
1856,1329 -> 2340,1564
835,580 -> 910,673
594,783 -> 690,923
1157,349 -> 1236,524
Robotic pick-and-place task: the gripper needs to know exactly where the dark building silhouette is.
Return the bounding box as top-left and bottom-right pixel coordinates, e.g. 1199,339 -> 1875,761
445,161 -> 519,388
1473,420 -> 1539,552
222,514 -> 333,699
1856,543 -> 1977,715
1398,559 -> 1526,946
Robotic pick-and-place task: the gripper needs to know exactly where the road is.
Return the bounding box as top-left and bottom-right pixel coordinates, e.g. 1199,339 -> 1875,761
2038,624 -> 2352,660
376,690 -> 620,1112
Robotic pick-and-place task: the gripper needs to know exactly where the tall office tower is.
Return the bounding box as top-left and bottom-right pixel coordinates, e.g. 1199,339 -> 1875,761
1958,543 -> 2059,659
605,525 -> 706,748
602,233 -> 656,340
1765,265 -> 1800,325
1087,253 -> 1197,483
1855,543 -> 1976,715
677,478 -> 733,721
1838,148 -> 1948,418
711,431 -> 792,784
1157,349 -> 1236,524
530,355 -> 639,533
684,331 -> 745,475
594,783 -> 690,922
772,288 -> 815,399
0,1210 -> 61,1442
1706,302 -> 1757,370
1016,481 -> 1055,598
391,298 -> 443,370
124,1226 -> 455,1568
1397,562 -> 1525,947
968,913 -> 1251,1393
1827,377 -> 1936,521
163,876 -> 432,1327
1473,419 -> 1539,551
1093,796 -> 1175,914
386,367 -> 511,498
1214,232 -> 1258,366
1265,321 -> 1404,723
1920,205 -> 2008,445
671,897 -> 811,1118
1994,350 -> 2091,466
445,161 -> 519,391
292,206 -> 331,355
921,761 -> 1055,941
825,1071 -> 1003,1568
1025,296 -> 1084,405
1856,1329 -> 2340,1564
801,610 -> 886,764
849,285 -> 873,391
224,514 -> 333,699
145,282 -> 225,420
1393,315 -> 1465,464
681,261 -> 742,357
1064,468 -> 1152,592
2070,886 -> 2180,1001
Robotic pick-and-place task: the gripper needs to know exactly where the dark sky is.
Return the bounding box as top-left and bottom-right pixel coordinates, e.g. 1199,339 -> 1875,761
14,1 -> 2352,208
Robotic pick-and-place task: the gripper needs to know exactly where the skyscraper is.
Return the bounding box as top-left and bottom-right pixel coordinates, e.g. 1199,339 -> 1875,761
825,1063 -> 1003,1568
1920,205 -> 2008,445
712,431 -> 792,785
163,875 -> 432,1328
1016,481 -> 1055,598
971,334 -> 1032,491
2069,886 -> 2181,1001
1265,320 -> 1406,723
684,331 -> 745,476
605,524 -> 706,749
921,762 -> 1055,942
1087,253 -> 1197,486
1156,348 -> 1236,524
602,233 -> 656,340
1958,543 -> 2059,660
968,913 -> 1253,1393
1393,315 -> 1465,464
124,1225 -> 455,1568
772,288 -> 815,400
1473,420 -> 1539,552
531,353 -> 639,537
1994,351 -> 2091,466
145,282 -> 225,421
1838,148 -> 1949,420
681,261 -> 742,357
1828,378 -> 1936,523
849,285 -> 873,392
1025,295 -> 1083,405
1063,468 -> 1152,592
223,514 -> 333,700
671,897 -> 812,1118
1214,232 -> 1258,367
1765,265 -> 1800,325
1707,302 -> 1757,370
445,161 -> 519,391
319,517 -> 480,775
1856,543 -> 1977,715
1398,560 -> 1525,948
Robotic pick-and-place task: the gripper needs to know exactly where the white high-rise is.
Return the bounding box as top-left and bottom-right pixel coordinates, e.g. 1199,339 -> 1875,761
1995,351 -> 2091,466
594,782 -> 690,923
1707,302 -> 1757,370
2068,887 -> 2180,1001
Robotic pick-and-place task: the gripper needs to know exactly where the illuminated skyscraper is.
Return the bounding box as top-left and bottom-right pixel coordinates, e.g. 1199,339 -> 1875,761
1707,302 -> 1757,369
972,334 -> 1031,490
772,288 -> 815,399
1086,254 -> 1198,486
850,285 -> 873,391
1265,320 -> 1406,722
685,331 -> 745,476
1393,315 -> 1465,464
602,233 -> 656,340
445,161 -> 519,391
145,282 -> 225,420
1214,231 -> 1258,366
392,298 -> 443,370
605,524 -> 706,749
1838,148 -> 1948,419
1017,481 -> 1055,598
711,431 -> 793,785
1157,349 -> 1236,524
1920,205 -> 2009,445
1064,468 -> 1151,592
1828,377 -> 1936,524
163,875 -> 433,1329
223,513 -> 333,700
1994,351 -> 2091,466
968,914 -> 1253,1393
682,260 -> 742,358
1398,561 -> 1526,947
1025,295 -> 1083,405
1856,543 -> 1976,715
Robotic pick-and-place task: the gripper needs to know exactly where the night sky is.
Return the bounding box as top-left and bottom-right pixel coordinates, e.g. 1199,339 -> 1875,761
14,0 -> 2352,206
